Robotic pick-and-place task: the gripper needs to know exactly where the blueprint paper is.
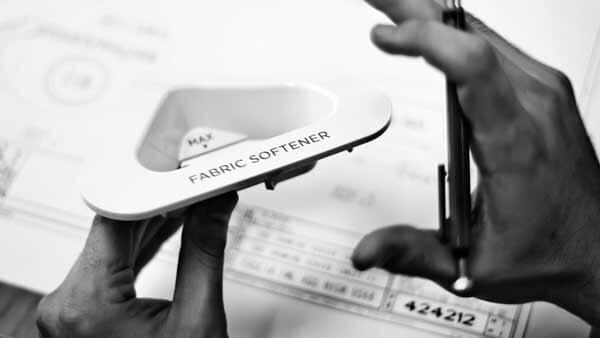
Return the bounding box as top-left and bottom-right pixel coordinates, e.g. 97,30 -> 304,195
1,1 -> 599,337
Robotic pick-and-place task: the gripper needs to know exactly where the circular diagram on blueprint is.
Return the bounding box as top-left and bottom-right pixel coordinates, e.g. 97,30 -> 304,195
0,19 -> 112,110
44,57 -> 109,105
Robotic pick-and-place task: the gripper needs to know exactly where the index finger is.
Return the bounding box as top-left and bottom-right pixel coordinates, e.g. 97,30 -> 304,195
81,216 -> 149,273
372,21 -> 522,134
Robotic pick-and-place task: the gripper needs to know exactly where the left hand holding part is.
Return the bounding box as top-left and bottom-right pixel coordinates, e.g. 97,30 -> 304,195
35,192 -> 238,338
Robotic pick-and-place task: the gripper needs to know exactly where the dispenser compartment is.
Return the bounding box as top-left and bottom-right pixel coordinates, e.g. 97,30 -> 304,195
137,85 -> 336,172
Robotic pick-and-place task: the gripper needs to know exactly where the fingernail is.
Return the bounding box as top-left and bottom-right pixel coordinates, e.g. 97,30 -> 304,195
351,248 -> 370,271
206,192 -> 239,219
373,24 -> 396,35
166,207 -> 188,219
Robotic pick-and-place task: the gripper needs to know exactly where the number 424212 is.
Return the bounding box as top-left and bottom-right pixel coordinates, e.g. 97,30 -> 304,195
404,300 -> 476,327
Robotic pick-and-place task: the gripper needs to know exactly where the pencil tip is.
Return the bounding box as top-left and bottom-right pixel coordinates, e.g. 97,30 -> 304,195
452,276 -> 473,292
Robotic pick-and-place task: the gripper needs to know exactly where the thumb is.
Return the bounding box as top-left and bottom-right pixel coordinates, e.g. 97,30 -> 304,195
352,225 -> 456,288
168,192 -> 238,335
181,192 -> 238,262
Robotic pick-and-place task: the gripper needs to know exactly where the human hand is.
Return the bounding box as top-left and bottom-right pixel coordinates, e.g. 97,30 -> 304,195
36,192 -> 238,338
351,0 -> 600,326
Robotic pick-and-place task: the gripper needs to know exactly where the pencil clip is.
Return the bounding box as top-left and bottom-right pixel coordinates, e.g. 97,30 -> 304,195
438,164 -> 448,242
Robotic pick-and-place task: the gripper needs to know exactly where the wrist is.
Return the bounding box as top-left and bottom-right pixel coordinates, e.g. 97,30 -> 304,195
556,273 -> 600,327
551,196 -> 600,326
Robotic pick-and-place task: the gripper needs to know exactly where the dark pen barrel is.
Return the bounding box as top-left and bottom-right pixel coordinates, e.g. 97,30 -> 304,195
446,81 -> 471,254
443,7 -> 471,256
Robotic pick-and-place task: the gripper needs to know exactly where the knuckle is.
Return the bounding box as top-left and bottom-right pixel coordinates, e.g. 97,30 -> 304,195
57,307 -> 94,335
550,70 -> 574,93
35,292 -> 97,337
545,91 -> 566,123
468,37 -> 497,75
412,20 -> 432,43
36,295 -> 59,336
412,19 -> 429,32
537,69 -> 575,109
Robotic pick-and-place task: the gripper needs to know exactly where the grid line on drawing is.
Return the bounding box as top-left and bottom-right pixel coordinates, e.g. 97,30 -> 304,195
0,181 -> 529,338
583,27 -> 600,116
225,266 -> 521,338
226,204 -> 527,338
230,243 -> 390,295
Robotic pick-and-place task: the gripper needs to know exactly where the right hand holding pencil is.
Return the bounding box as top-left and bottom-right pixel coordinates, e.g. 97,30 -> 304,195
351,0 -> 600,327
